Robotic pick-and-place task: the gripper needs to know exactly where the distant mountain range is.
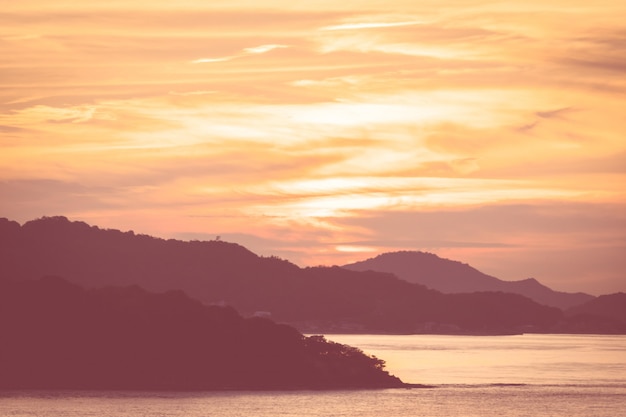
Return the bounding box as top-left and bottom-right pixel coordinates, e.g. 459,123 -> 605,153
1,216 -> 624,335
0,276 -> 404,390
342,251 -> 593,310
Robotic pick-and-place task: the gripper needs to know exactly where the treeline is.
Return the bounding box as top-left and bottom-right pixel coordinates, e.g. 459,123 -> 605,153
0,276 -> 404,390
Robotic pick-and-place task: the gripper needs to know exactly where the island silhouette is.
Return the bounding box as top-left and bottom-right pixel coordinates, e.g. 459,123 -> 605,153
0,276 -> 405,390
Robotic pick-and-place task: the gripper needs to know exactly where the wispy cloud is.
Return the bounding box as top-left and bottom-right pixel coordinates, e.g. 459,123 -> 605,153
191,44 -> 289,64
320,21 -> 424,31
243,44 -> 288,54
190,57 -> 235,64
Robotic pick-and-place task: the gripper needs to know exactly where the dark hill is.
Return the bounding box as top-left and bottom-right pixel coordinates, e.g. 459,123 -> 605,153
0,276 -> 404,390
343,251 -> 593,309
560,293 -> 626,334
567,292 -> 626,321
0,216 -> 591,334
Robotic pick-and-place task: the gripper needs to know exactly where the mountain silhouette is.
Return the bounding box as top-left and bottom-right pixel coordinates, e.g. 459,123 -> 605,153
1,216 -> 618,335
343,251 -> 593,309
560,293 -> 626,334
0,276 -> 405,390
567,292 -> 626,321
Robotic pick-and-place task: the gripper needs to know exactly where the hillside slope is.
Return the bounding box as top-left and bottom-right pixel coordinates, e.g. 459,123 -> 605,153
343,251 -> 593,309
562,293 -> 626,334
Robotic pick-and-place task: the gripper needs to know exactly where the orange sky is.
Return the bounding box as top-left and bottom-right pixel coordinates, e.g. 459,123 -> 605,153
1,1 -> 625,295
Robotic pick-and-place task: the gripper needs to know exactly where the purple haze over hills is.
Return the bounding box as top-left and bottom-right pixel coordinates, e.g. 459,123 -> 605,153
343,251 -> 594,310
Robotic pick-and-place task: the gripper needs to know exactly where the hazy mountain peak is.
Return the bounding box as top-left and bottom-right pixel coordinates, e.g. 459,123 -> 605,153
343,251 -> 593,310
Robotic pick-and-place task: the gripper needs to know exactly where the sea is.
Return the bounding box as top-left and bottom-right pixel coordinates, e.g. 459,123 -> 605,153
1,334 -> 625,417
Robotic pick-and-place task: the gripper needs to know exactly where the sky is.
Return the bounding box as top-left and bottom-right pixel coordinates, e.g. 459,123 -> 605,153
1,1 -> 625,295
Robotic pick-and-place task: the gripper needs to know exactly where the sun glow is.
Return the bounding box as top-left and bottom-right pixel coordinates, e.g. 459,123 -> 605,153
335,245 -> 378,253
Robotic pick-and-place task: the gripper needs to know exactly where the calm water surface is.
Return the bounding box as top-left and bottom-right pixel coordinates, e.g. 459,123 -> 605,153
2,334 -> 625,417
327,333 -> 626,386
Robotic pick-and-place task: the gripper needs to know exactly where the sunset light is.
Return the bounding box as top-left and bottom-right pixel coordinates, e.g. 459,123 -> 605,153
1,0 -> 625,294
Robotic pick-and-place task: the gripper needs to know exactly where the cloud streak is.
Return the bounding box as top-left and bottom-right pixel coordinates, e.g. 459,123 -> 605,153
191,43 -> 289,64
320,21 -> 425,31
